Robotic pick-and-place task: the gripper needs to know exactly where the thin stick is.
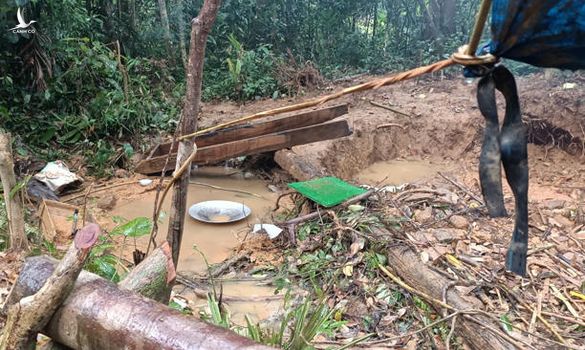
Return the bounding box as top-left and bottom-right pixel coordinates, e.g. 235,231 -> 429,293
189,181 -> 264,198
151,144 -> 199,234
499,284 -> 566,344
148,114 -> 185,254
446,315 -> 458,350
81,183 -> 94,226
369,100 -> 411,117
438,172 -> 484,204
63,180 -> 141,202
376,123 -> 406,130
537,310 -> 585,327
353,311 -> 464,346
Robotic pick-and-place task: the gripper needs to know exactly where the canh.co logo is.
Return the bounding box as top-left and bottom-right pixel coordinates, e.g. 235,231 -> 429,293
8,8 -> 37,34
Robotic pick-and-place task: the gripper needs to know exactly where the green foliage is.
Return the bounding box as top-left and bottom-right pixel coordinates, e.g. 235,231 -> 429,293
203,293 -> 346,349
110,217 -> 152,238
84,216 -> 152,281
84,235 -> 121,282
2,34 -> 181,176
169,299 -> 193,315
204,35 -> 280,101
0,196 -> 40,251
200,292 -> 232,328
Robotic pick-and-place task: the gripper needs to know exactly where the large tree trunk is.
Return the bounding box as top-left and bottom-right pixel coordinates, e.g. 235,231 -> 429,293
166,0 -> 222,269
175,0 -> 188,69
439,0 -> 457,35
0,224 -> 99,349
128,0 -> 136,31
4,256 -> 271,350
157,0 -> 174,60
0,132 -> 28,252
118,241 -> 176,303
417,0 -> 440,40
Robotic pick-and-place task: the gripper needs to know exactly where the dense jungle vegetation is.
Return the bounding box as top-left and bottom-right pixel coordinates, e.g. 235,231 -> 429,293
1,0 -> 486,172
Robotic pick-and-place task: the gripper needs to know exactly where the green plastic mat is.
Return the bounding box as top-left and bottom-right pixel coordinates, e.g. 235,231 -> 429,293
288,177 -> 367,208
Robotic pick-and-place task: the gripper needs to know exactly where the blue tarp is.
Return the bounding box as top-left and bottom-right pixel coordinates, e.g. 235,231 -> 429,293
489,0 -> 585,70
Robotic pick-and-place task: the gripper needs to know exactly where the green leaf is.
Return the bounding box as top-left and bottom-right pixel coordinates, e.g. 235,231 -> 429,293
110,217 -> 152,237
111,215 -> 126,224
500,314 -> 513,333
9,176 -> 30,199
87,256 -> 120,282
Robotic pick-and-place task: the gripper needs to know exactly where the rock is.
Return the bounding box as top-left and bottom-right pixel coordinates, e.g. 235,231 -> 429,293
449,215 -> 469,229
542,199 -> 566,210
549,214 -> 573,228
562,252 -> 575,263
114,168 -> 130,178
414,207 -> 433,223
274,149 -> 325,181
429,228 -> 466,242
97,195 -> 117,210
436,188 -> 459,205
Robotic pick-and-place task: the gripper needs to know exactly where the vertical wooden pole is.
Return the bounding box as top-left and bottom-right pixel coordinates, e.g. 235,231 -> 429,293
166,0 -> 222,269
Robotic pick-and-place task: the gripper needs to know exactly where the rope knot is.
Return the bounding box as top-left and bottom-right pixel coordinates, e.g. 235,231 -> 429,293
452,45 -> 498,66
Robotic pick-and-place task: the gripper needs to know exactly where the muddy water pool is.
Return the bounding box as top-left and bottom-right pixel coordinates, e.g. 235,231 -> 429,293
107,168 -> 283,323
356,159 -> 450,186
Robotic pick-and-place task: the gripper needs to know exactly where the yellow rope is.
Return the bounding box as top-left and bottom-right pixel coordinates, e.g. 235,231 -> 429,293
178,0 -> 494,141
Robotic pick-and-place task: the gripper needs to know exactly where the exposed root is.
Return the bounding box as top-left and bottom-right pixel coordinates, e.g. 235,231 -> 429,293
526,117 -> 584,156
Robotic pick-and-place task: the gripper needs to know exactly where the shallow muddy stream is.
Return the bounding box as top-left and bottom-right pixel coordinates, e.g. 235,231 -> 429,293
107,167 -> 283,323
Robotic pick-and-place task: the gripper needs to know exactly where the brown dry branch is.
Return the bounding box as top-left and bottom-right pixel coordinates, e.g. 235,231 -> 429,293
370,100 -> 412,118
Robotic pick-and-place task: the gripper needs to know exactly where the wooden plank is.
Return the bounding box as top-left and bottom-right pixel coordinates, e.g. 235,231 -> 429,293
136,120 -> 351,174
152,104 -> 349,156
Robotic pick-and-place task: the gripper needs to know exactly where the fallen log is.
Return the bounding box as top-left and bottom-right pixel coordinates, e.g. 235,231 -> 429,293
384,243 -> 516,350
118,241 -> 176,303
6,256 -> 271,350
0,224 -> 99,349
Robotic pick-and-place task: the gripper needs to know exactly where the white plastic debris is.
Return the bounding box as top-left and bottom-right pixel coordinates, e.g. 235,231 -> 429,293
252,224 -> 283,239
33,161 -> 82,194
139,179 -> 153,186
562,82 -> 576,90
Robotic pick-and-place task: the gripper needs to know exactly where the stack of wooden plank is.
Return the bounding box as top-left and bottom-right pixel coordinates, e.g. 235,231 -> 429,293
136,104 -> 351,174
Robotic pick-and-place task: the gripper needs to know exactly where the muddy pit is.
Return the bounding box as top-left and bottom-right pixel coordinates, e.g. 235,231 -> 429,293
94,168 -> 283,323
90,72 -> 584,328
